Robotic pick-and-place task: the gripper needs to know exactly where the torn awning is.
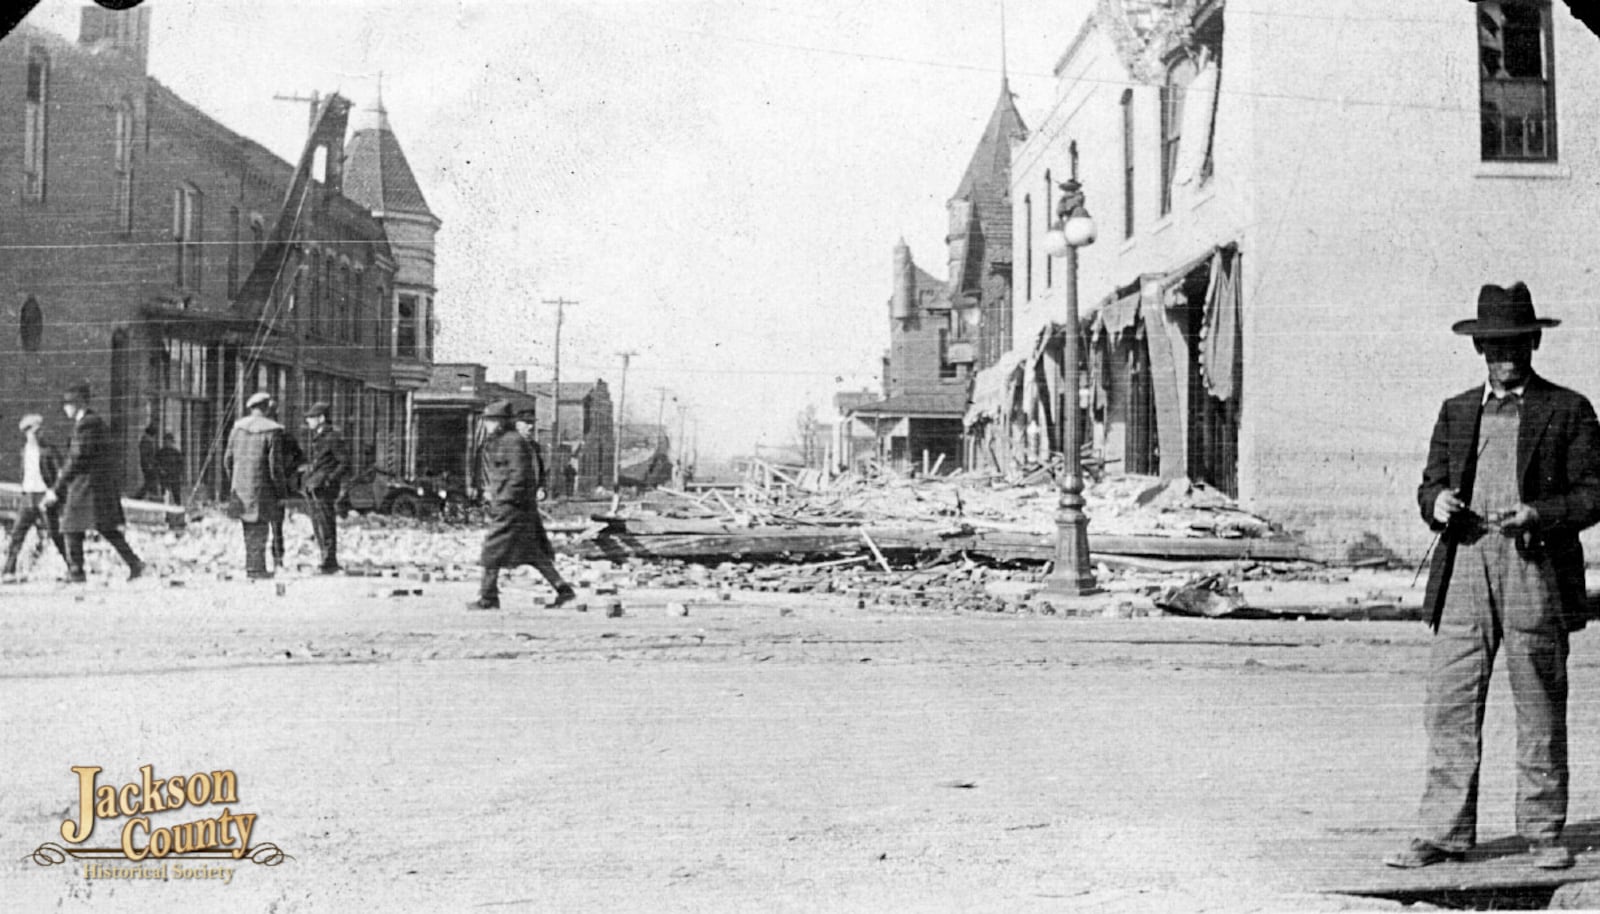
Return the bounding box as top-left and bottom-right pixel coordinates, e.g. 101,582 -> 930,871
964,348 -> 1028,427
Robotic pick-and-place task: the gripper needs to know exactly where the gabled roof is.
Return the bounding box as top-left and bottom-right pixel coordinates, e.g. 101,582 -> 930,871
952,80 -> 1028,214
344,101 -> 436,220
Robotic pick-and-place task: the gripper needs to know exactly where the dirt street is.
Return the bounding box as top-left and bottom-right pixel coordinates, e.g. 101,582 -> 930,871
4,571 -> 1599,912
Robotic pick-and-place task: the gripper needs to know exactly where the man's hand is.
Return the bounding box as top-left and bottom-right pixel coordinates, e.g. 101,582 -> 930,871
40,490 -> 58,509
1493,503 -> 1539,535
1433,489 -> 1465,525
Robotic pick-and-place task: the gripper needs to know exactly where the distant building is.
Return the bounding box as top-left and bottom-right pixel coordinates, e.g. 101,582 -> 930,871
0,6 -> 436,498
843,78 -> 1026,475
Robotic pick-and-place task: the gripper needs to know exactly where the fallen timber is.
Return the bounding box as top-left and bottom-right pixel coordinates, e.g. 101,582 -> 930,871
570,516 -> 1311,564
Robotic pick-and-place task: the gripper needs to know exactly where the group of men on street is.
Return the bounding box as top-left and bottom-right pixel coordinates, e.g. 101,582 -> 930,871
222,391 -> 349,580
0,385 -> 578,611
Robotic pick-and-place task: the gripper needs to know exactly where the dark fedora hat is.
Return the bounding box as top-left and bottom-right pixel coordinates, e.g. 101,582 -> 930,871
513,405 -> 538,422
482,399 -> 515,420
1452,282 -> 1560,337
305,401 -> 331,419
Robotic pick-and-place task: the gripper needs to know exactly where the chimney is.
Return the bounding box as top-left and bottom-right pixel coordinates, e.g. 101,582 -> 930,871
513,370 -> 527,392
79,5 -> 150,75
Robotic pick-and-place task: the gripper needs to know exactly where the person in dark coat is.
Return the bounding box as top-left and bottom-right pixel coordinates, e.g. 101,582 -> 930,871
42,382 -> 144,583
223,391 -> 291,580
265,398 -> 304,572
1385,284 -> 1600,871
301,401 -> 349,574
156,433 -> 184,504
137,424 -> 159,499
2,413 -> 69,579
468,400 -> 574,611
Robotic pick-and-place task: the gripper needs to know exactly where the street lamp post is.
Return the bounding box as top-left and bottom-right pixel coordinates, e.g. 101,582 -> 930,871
1038,176 -> 1098,598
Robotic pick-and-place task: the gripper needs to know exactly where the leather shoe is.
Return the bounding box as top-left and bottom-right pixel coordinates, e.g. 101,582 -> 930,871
1530,839 -> 1574,869
466,598 -> 500,611
127,561 -> 145,582
551,585 -> 577,608
1383,838 -> 1464,868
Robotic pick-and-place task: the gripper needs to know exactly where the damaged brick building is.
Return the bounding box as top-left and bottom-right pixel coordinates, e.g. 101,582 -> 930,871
0,5 -> 439,499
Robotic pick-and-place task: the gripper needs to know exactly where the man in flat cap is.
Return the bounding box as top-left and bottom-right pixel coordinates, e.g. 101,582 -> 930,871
469,400 -> 575,611
224,391 -> 291,580
43,382 -> 144,583
301,401 -> 349,574
1386,283 -> 1600,870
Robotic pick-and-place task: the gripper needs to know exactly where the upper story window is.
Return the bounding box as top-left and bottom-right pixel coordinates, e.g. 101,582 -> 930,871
1023,195 -> 1032,302
397,293 -> 419,356
340,260 -> 353,341
351,267 -> 364,345
20,297 -> 43,353
172,184 -> 202,290
1043,170 -> 1054,289
250,214 -> 265,264
24,49 -> 49,202
1480,0 -> 1555,161
114,98 -> 134,230
227,207 -> 241,297
1121,89 -> 1136,239
1160,56 -> 1197,217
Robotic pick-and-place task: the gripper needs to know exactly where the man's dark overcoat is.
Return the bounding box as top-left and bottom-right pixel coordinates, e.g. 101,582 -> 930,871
1419,373 -> 1600,631
478,427 -> 554,568
53,409 -> 125,533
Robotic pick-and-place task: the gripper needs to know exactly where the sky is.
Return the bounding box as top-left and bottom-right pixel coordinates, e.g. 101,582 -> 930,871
19,0 -> 1089,460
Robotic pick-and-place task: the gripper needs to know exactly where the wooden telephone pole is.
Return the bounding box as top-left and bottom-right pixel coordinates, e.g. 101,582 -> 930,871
541,297 -> 578,492
613,349 -> 637,488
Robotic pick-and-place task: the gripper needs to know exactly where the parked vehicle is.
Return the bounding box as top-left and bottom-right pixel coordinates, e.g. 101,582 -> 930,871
338,467 -> 444,520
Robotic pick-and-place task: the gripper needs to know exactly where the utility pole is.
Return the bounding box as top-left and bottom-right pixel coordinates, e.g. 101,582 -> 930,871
675,402 -> 689,486
541,297 -> 578,492
272,90 -> 324,424
654,387 -> 669,449
273,90 -> 323,133
613,349 -> 637,488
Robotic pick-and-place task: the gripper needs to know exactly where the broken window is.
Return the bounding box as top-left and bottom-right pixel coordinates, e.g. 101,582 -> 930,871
24,49 -> 48,202
1480,0 -> 1555,160
1159,57 -> 1196,216
20,297 -> 42,353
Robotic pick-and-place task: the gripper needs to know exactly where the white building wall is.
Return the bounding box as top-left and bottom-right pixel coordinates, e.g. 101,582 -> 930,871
1011,0 -> 1600,557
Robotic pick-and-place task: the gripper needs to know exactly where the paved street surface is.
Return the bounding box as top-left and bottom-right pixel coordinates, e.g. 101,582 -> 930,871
5,571 -> 1600,912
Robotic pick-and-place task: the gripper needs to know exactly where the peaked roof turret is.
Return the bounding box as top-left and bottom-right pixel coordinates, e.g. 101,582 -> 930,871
344,95 -> 435,220
953,80 -> 1028,206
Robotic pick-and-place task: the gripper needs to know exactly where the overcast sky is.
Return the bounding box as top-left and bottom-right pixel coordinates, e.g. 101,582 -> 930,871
20,0 -> 1087,459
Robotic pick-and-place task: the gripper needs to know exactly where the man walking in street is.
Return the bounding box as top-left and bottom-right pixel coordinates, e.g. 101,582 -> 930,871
468,400 -> 575,611
2,413 -> 69,581
223,391 -> 291,581
1385,283 -> 1600,871
301,401 -> 348,574
267,398 -> 305,573
41,383 -> 144,583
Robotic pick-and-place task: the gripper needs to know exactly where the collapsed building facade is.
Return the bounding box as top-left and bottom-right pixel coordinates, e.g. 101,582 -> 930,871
0,6 -> 440,499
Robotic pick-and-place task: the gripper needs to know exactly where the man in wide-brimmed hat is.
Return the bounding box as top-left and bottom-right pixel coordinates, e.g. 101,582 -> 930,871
1386,283 -> 1600,871
468,400 -> 576,611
